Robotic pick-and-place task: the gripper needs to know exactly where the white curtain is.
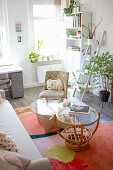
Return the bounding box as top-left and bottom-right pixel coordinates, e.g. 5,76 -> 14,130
1,0 -> 11,61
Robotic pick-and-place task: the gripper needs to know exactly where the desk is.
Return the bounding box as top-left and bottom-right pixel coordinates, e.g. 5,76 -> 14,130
0,65 -> 24,98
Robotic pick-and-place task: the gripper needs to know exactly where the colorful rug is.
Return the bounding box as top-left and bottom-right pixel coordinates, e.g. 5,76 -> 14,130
15,106 -> 113,137
49,157 -> 94,170
15,106 -> 113,170
15,106 -> 60,136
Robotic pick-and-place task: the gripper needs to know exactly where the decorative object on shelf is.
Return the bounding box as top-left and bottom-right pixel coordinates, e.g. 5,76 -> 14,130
76,2 -> 81,12
63,0 -> 76,14
82,17 -> 103,39
62,99 -> 70,107
67,30 -> 81,39
87,38 -> 94,45
85,51 -> 113,104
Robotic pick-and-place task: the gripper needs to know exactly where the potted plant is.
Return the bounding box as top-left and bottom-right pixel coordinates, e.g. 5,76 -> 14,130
29,40 -> 44,63
82,17 -> 103,45
63,0 -> 76,14
84,52 -> 113,102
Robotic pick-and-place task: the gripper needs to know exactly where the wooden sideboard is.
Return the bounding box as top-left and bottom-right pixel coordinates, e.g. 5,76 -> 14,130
111,82 -> 113,104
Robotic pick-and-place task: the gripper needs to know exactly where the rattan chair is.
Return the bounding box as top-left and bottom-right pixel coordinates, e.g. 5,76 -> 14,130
39,71 -> 69,102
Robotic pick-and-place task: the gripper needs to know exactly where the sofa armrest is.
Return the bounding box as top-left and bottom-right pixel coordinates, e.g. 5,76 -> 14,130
25,158 -> 51,170
0,89 -> 6,99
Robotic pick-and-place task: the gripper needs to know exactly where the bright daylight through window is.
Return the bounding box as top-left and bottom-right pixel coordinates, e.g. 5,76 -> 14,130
33,5 -> 59,60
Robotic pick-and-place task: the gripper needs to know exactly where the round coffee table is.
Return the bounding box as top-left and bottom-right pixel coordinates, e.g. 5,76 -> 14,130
30,99 -> 58,134
54,103 -> 100,152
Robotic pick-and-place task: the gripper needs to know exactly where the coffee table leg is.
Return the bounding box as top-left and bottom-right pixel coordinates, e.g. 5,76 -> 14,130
43,116 -> 54,134
37,114 -> 54,134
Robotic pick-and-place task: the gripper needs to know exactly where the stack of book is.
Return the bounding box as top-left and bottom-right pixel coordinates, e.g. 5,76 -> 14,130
70,104 -> 90,115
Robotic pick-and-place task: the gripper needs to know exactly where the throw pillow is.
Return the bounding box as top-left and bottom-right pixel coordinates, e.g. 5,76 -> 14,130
4,152 -> 31,168
0,132 -> 19,152
0,149 -> 21,170
47,79 -> 64,91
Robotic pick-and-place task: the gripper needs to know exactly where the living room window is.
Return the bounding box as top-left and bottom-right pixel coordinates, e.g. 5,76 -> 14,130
33,4 -> 60,59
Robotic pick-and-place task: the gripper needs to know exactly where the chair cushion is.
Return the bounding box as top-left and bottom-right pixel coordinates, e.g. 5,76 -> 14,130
46,79 -> 64,91
39,90 -> 65,99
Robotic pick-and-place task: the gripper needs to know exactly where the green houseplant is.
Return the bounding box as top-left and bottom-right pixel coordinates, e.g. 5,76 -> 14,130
82,18 -> 103,39
63,0 -> 76,14
29,40 -> 44,63
85,52 -> 113,102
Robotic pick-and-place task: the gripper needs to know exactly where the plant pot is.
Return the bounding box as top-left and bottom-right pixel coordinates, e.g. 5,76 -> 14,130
72,8 -> 76,14
76,7 -> 80,12
99,90 -> 110,102
87,39 -> 94,45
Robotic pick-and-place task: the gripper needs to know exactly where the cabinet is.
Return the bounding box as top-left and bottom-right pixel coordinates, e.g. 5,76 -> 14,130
64,12 -> 91,82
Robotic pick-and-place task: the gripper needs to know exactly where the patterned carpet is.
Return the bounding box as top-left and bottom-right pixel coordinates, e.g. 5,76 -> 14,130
15,106 -> 113,170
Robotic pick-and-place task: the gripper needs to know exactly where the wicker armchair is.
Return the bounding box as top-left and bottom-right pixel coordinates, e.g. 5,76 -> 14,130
39,71 -> 69,102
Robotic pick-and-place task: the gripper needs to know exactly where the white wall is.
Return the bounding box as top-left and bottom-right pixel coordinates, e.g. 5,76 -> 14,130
1,0 -> 38,88
80,0 -> 113,96
80,0 -> 113,54
90,0 -> 113,54
89,0 -> 113,96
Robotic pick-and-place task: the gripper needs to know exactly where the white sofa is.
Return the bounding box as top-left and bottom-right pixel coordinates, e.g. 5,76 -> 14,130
0,90 -> 51,170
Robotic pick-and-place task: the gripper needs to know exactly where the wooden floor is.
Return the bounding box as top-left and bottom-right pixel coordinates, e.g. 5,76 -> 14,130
6,86 -> 113,121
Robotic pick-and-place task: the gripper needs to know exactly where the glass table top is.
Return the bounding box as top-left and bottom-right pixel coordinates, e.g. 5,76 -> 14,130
30,98 -> 98,126
30,99 -> 58,116
56,103 -> 98,126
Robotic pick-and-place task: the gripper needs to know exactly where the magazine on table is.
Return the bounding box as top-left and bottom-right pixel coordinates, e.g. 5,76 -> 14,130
70,104 -> 90,115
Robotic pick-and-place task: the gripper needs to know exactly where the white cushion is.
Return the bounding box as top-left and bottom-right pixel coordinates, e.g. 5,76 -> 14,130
47,79 -> 63,91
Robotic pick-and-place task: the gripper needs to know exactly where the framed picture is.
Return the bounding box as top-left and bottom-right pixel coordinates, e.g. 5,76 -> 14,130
17,36 -> 21,42
15,24 -> 22,32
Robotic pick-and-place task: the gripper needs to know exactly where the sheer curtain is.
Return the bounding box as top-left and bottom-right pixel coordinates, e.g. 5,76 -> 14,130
0,0 -> 11,61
